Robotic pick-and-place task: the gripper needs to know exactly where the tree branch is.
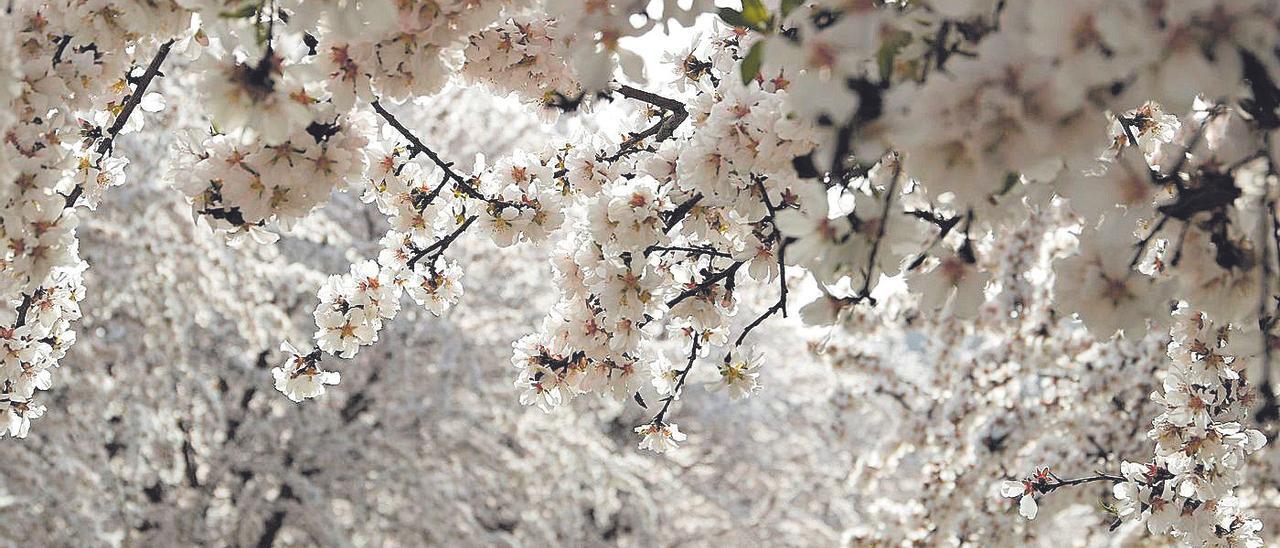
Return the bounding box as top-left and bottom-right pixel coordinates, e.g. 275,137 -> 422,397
61,40 -> 174,209
406,215 -> 478,270
370,99 -> 525,210
1040,471 -> 1126,493
665,261 -> 743,310
852,157 -> 902,304
645,245 -> 731,259
614,85 -> 687,112
652,335 -> 700,424
663,194 -> 703,231
95,40 -> 175,158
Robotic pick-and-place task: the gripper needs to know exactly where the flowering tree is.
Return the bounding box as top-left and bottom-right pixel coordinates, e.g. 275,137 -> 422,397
3,0 -> 1280,545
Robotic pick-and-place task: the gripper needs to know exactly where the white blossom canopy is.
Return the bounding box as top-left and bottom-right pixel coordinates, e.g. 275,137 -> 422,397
1,0 -> 1279,545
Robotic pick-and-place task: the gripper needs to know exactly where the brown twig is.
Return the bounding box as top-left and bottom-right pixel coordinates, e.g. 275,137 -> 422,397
652,335 -> 701,424
371,99 -> 526,210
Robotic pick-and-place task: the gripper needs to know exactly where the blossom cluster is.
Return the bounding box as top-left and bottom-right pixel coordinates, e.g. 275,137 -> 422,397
462,18 -> 582,108
171,109 -> 371,244
998,309 -> 1268,546
0,3 -> 178,437
743,1 -> 1280,343
1110,309 -> 1268,546
504,47 -> 819,449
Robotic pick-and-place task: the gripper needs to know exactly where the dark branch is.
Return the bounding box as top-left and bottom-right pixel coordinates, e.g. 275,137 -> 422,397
645,245 -> 731,259
406,215 -> 478,270
13,292 -> 35,327
663,194 -> 703,231
665,261 -> 743,310
652,335 -> 701,424
370,99 -> 526,210
50,35 -> 72,66
604,85 -> 689,162
95,40 -> 175,158
1040,472 -> 1126,492
852,157 -> 903,304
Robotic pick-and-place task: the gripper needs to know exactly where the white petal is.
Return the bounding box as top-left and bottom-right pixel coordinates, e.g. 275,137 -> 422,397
1019,495 -> 1038,520
140,92 -> 166,113
999,480 -> 1023,498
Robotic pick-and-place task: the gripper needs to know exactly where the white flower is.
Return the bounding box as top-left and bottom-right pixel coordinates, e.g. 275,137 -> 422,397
999,480 -> 1038,520
351,259 -> 402,320
711,348 -> 763,400
1112,481 -> 1144,521
517,367 -> 566,412
650,357 -> 681,397
1,400 -> 45,439
635,421 -> 687,453
1101,101 -> 1181,166
405,261 -> 464,316
774,180 -> 853,279
272,341 -> 340,402
314,306 -> 379,359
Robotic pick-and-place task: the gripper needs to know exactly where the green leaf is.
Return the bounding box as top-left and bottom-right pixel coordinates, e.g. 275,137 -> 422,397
741,41 -> 765,85
218,3 -> 259,19
875,29 -> 912,83
741,0 -> 770,30
717,8 -> 750,29
780,0 -> 804,17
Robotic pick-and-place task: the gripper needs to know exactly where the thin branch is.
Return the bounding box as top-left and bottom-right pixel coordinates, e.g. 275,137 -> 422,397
1041,471 -> 1126,492
754,176 -> 788,317
733,298 -> 784,349
50,35 -> 72,66
730,178 -> 791,350
652,335 -> 701,424
95,40 -> 175,158
370,99 -> 525,210
645,245 -> 731,259
663,194 -> 703,231
665,261 -> 743,310
59,40 -> 175,209
602,85 -> 690,161
853,157 -> 903,303
406,215 -> 478,270
1128,213 -> 1171,270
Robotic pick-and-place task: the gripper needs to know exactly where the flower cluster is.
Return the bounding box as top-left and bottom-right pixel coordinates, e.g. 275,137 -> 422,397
172,110 -> 371,243
462,18 -> 582,108
733,0 -> 1280,343
0,273 -> 84,438
313,260 -> 401,359
0,4 -> 181,436
272,341 -> 340,402
995,310 -> 1268,546
540,0 -> 711,90
500,48 -> 821,449
1109,309 -> 1267,546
